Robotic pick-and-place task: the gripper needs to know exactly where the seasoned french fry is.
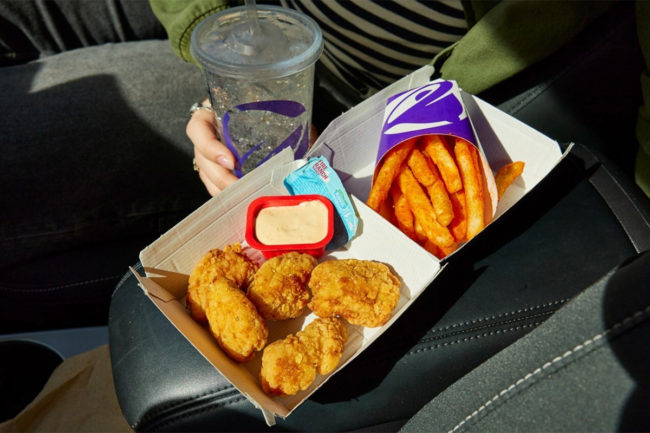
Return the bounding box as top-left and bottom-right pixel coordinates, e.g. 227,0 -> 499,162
407,148 -> 436,186
471,143 -> 494,227
454,138 -> 484,240
378,193 -> 395,224
407,148 -> 454,226
397,166 -> 455,248
390,182 -> 417,241
423,240 -> 459,259
422,135 -> 462,193
424,158 -> 454,226
448,190 -> 467,243
366,139 -> 416,211
427,183 -> 454,226
421,240 -> 438,256
437,242 -> 459,258
495,161 -> 525,199
414,220 -> 428,243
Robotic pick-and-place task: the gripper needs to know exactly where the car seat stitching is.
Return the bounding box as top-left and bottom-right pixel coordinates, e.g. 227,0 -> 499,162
428,299 -> 567,335
447,303 -> 650,433
144,394 -> 248,431
410,321 -> 544,356
144,317 -> 550,428
140,387 -> 243,427
0,275 -> 121,293
140,311 -> 558,425
422,312 -> 552,343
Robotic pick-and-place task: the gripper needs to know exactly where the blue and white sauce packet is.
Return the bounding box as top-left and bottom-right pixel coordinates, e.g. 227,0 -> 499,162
284,156 -> 359,250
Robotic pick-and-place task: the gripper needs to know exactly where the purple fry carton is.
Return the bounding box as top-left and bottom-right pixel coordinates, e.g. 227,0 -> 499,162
374,79 -> 498,249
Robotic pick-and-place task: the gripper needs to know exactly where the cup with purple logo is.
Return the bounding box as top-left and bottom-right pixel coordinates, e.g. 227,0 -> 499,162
191,4 -> 323,177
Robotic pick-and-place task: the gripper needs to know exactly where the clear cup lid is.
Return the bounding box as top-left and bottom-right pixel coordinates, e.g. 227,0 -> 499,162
191,5 -> 323,79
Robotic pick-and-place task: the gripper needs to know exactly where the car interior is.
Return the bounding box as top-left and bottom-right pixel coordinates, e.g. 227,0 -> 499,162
1,1 -> 649,431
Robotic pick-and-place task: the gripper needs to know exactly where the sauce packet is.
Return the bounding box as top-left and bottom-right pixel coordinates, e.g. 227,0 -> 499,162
284,156 -> 359,250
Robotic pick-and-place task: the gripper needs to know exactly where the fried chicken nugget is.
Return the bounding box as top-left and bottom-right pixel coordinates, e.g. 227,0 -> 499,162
247,252 -> 318,320
308,259 -> 401,327
260,334 -> 314,396
204,277 -> 268,363
297,316 -> 349,375
187,243 -> 258,324
259,317 -> 348,396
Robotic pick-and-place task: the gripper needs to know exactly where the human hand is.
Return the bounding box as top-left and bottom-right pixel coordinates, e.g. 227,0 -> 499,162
187,99 -> 238,196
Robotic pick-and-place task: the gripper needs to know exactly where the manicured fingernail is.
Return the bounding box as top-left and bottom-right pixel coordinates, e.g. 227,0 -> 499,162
216,155 -> 234,170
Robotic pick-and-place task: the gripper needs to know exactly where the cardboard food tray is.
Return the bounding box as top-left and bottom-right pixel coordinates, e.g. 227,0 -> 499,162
132,65 -> 569,425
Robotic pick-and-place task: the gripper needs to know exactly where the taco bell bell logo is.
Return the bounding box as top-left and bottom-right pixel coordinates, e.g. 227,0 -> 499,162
222,99 -> 310,177
377,80 -> 476,164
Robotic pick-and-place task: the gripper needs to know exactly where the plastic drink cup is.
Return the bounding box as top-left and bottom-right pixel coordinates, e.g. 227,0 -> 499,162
190,5 -> 323,177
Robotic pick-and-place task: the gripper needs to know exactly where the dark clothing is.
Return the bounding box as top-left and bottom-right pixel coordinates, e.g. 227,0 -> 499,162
0,0 -> 165,65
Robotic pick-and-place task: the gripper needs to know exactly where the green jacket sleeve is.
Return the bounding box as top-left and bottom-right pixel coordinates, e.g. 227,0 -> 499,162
434,0 -> 613,94
149,0 -> 232,65
436,0 -> 649,198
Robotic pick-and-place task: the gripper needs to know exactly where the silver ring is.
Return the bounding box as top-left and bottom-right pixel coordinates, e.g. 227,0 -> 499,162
189,102 -> 213,116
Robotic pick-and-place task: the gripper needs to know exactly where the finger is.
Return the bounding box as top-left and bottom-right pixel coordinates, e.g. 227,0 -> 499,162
194,147 -> 239,192
186,109 -> 235,171
198,168 -> 221,196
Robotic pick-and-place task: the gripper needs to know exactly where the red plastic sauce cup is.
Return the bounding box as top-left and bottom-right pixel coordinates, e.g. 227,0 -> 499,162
245,194 -> 334,259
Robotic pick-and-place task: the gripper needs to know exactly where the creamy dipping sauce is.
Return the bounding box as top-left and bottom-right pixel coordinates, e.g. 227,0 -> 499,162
255,200 -> 329,245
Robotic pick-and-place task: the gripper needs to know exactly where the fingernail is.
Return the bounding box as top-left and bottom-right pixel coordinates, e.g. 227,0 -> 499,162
216,155 -> 234,170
